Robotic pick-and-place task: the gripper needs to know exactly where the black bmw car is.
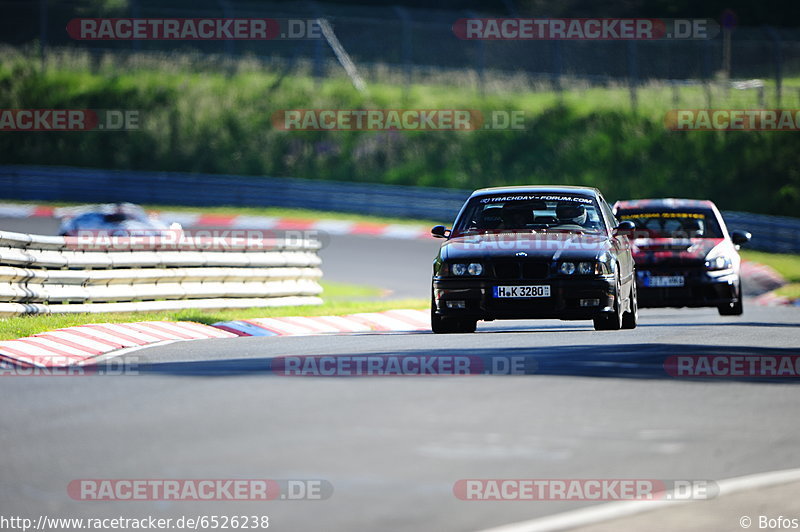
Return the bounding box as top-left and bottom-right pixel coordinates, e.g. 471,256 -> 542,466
431,186 -> 638,333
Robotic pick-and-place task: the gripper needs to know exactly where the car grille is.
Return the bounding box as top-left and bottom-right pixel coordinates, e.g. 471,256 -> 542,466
522,262 -> 549,279
492,261 -> 549,280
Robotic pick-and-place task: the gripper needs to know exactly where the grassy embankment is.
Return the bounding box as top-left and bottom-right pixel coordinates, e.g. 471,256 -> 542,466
1,47 -> 799,217
740,250 -> 800,300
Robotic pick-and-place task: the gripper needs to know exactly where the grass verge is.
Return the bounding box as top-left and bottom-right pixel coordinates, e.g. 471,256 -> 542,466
0,281 -> 428,341
740,250 -> 800,283
740,250 -> 800,301
3,47 -> 800,217
774,284 -> 800,299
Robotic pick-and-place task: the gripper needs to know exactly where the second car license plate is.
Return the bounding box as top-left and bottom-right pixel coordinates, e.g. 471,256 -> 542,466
493,285 -> 550,298
645,275 -> 685,287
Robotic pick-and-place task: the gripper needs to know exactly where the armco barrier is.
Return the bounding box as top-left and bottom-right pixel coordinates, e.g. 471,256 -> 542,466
0,230 -> 323,316
0,165 -> 468,222
1,165 -> 799,253
720,211 -> 800,254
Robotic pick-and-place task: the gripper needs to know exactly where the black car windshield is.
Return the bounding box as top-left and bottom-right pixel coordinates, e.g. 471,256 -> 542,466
453,194 -> 606,236
616,209 -> 724,238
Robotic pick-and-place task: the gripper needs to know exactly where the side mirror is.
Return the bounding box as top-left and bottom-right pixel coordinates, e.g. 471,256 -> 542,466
431,225 -> 450,239
613,220 -> 636,236
730,229 -> 751,246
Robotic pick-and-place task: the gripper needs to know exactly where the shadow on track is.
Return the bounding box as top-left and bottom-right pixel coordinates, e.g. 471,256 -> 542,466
636,322 -> 800,329
118,343 -> 800,383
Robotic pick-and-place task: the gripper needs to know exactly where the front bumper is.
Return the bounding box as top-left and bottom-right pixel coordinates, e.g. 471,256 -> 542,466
432,276 -> 618,321
636,268 -> 740,308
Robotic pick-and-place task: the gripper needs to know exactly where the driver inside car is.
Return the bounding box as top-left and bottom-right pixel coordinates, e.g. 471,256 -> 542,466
685,218 -> 705,237
555,203 -> 588,227
500,204 -> 535,230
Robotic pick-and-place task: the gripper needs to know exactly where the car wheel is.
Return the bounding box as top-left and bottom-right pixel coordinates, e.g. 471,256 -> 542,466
431,297 -> 477,334
718,280 -> 744,316
621,281 -> 638,329
431,313 -> 475,334
459,319 -> 477,333
594,277 -> 623,331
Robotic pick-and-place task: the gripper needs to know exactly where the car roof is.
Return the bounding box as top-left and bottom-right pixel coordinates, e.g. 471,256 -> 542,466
613,198 -> 717,210
470,185 -> 601,198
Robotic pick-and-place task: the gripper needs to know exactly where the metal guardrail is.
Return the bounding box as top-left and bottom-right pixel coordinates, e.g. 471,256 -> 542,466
1,165 -> 799,253
721,211 -> 800,254
0,229 -> 323,316
0,165 -> 468,222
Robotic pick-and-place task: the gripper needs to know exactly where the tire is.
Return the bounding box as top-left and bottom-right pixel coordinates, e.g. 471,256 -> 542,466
431,314 -> 476,334
431,298 -> 477,333
718,280 -> 744,316
621,281 -> 638,329
594,277 -> 623,331
459,319 -> 478,333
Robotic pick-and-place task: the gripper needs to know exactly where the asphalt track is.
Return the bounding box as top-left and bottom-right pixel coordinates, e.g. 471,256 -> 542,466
2,216 -> 799,531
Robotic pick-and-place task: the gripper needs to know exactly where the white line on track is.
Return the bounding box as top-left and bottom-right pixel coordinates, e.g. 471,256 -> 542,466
477,467 -> 800,532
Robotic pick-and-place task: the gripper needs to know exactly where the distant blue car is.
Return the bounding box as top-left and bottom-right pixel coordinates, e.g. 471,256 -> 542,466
58,203 -> 179,237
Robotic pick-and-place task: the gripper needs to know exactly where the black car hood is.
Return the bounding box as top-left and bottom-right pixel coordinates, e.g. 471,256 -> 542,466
440,233 -> 613,262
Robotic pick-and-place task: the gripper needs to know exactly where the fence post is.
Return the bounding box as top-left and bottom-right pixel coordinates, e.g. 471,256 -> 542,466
465,11 -> 485,95
131,0 -> 141,52
703,38 -> 713,107
722,27 -> 731,79
393,6 -> 413,94
38,0 -> 47,71
551,39 -> 563,100
307,1 -> 325,85
627,40 -> 638,112
765,26 -> 783,107
219,0 -> 235,57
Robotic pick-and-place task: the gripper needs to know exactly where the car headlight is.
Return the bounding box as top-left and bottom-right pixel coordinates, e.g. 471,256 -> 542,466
560,261 -> 610,275
705,256 -> 732,271
559,262 -> 576,275
451,263 -> 468,276
597,261 -> 613,274
467,263 -> 483,276
446,262 -> 483,276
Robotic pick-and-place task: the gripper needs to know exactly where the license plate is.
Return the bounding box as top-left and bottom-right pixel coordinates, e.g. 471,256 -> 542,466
493,285 -> 550,298
645,275 -> 685,287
